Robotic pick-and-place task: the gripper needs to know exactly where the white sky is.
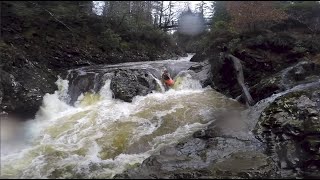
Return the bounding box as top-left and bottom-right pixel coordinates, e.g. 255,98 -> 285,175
93,1 -> 212,18
179,1 -> 202,11
164,1 -> 212,19
92,1 -> 105,15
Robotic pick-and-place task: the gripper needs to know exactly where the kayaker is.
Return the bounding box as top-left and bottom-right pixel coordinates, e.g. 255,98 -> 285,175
162,70 -> 174,88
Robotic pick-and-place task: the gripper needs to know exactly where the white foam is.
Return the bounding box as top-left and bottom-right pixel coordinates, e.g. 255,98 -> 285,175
34,77 -> 73,122
1,67 -> 237,179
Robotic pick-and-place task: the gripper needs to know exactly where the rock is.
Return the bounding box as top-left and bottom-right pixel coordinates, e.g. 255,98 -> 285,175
209,151 -> 277,179
115,110 -> 276,179
115,135 -> 274,179
110,69 -> 157,102
254,87 -> 320,178
188,60 -> 212,88
66,71 -> 106,105
0,64 -> 57,120
209,52 -> 242,97
190,52 -> 207,62
250,61 -> 320,102
249,73 -> 284,102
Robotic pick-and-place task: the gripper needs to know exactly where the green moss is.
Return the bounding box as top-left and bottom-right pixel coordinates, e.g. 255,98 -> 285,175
256,88 -> 320,138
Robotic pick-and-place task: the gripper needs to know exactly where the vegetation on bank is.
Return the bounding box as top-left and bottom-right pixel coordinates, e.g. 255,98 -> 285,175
191,1 -> 320,56
1,1 -> 185,71
185,1 -> 320,103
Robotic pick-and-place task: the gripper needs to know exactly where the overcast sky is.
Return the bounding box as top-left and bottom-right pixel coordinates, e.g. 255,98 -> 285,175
93,1 -> 212,18
165,1 -> 212,19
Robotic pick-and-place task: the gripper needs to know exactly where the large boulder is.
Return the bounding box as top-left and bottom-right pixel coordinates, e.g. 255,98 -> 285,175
254,86 -> 320,178
110,69 -> 157,102
65,71 -> 112,105
0,67 -> 57,120
187,60 -> 212,88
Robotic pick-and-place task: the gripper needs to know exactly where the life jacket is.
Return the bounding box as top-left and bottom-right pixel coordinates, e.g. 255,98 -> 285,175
164,78 -> 174,86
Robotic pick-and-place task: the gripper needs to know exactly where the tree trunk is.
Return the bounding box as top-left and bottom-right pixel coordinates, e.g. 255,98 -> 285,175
159,1 -> 163,27
220,52 -> 255,106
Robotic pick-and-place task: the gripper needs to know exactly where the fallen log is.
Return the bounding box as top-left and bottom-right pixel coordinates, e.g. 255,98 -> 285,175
220,51 -> 255,106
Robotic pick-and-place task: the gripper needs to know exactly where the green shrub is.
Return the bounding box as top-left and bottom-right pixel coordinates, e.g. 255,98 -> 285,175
214,21 -> 229,30
101,29 -> 121,50
301,37 -> 320,54
228,38 -> 241,52
120,42 -> 129,51
293,46 -> 308,54
246,35 -> 268,49
268,33 -> 295,51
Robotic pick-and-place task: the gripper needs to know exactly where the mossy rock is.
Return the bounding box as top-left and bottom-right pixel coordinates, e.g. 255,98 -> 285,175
254,86 -> 320,177
250,73 -> 284,102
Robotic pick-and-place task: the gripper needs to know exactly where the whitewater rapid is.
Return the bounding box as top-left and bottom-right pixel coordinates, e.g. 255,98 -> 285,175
1,55 -> 242,178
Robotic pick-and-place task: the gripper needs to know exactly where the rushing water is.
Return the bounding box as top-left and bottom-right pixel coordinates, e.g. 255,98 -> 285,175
0,55 -> 243,179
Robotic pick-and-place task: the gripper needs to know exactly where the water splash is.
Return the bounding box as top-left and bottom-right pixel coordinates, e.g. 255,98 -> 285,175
0,57 -> 242,179
173,71 -> 203,90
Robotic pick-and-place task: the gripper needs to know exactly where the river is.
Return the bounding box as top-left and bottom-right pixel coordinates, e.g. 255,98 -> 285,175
0,54 -> 243,178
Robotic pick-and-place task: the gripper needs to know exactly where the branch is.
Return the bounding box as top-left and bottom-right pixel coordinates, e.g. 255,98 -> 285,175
27,1 -> 75,37
163,6 -> 170,12
221,52 -> 255,106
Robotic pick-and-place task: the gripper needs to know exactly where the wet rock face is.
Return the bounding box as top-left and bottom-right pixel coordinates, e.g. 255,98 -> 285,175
250,61 -> 320,103
190,52 -> 208,62
285,62 -> 320,87
66,71 -> 112,105
254,87 -> 320,178
188,60 -> 212,88
0,65 -> 57,120
115,110 -> 278,179
114,138 -> 275,179
110,69 -> 157,102
0,42 -> 57,120
206,57 -> 231,96
67,73 -> 98,105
